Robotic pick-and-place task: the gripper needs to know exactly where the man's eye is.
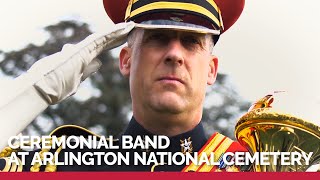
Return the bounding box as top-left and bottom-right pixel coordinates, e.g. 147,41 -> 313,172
181,36 -> 204,50
146,33 -> 169,43
182,36 -> 201,45
149,33 -> 164,39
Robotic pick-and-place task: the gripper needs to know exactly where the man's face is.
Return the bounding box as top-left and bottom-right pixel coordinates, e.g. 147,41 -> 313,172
120,28 -> 218,118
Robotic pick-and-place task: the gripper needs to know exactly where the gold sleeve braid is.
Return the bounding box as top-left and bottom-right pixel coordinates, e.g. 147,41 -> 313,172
0,144 -> 23,172
0,136 -> 70,172
0,157 -> 23,172
0,146 -> 18,158
0,138 -> 53,172
30,137 -> 64,172
0,138 -> 47,172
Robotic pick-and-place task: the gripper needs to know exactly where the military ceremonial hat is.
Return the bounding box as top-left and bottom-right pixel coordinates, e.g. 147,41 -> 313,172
103,0 -> 245,40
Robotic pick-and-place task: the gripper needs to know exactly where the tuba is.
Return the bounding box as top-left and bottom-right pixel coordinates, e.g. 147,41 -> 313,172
235,92 -> 320,172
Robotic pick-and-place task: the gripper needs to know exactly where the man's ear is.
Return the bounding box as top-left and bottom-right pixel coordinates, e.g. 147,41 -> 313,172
119,47 -> 131,77
207,55 -> 218,85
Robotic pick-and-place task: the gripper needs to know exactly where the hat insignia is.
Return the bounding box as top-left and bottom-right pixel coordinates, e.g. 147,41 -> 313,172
170,17 -> 183,22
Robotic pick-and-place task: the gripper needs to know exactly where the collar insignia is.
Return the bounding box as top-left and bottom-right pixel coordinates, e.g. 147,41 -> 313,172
180,137 -> 193,154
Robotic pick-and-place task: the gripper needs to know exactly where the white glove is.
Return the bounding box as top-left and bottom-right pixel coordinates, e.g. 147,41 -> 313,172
27,21 -> 135,104
0,22 -> 135,149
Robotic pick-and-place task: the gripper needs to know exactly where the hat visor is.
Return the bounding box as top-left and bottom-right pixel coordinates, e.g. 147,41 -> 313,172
133,20 -> 220,35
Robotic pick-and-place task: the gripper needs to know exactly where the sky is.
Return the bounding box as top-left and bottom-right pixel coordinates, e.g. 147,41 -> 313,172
0,0 -> 320,125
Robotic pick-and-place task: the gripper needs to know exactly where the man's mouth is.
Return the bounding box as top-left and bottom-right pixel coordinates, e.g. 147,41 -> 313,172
158,76 -> 185,84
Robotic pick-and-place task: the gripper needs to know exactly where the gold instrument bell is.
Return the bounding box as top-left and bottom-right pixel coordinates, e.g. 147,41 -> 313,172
235,91 -> 320,172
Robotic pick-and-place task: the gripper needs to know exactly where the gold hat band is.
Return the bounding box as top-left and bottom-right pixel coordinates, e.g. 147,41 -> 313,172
125,0 -> 223,31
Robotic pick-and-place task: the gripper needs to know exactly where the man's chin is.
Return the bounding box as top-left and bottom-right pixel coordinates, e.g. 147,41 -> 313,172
150,93 -> 186,114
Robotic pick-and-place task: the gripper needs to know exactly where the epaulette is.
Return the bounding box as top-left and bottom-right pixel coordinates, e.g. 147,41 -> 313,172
0,125 -> 117,172
182,132 -> 249,172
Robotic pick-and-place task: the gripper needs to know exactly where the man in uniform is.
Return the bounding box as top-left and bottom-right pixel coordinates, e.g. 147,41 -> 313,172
0,0 -> 248,172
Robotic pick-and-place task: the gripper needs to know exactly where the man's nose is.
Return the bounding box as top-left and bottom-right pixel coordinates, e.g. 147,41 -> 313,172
164,39 -> 185,66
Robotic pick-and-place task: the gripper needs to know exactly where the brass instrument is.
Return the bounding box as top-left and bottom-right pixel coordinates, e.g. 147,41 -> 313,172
235,93 -> 320,172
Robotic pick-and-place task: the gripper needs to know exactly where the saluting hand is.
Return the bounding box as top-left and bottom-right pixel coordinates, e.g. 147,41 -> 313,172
27,22 -> 135,104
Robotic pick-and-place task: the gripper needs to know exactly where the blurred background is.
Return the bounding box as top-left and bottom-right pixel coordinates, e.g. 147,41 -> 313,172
0,0 -> 319,139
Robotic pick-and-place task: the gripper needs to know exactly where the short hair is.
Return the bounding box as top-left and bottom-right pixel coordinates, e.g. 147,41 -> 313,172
127,29 -> 138,48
